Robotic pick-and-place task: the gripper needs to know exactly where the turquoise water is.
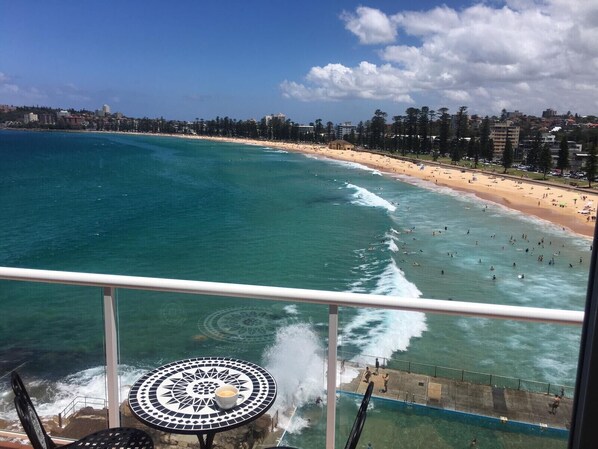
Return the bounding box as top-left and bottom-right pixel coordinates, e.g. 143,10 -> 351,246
0,130 -> 589,446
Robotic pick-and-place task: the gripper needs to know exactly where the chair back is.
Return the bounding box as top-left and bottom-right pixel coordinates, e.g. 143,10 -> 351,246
344,381 -> 373,449
11,372 -> 57,449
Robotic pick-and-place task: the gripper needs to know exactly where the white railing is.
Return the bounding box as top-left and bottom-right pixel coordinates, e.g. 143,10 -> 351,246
0,267 -> 586,449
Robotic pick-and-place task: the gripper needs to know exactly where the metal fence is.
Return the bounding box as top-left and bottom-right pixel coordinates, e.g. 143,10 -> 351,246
346,352 -> 575,397
58,396 -> 107,427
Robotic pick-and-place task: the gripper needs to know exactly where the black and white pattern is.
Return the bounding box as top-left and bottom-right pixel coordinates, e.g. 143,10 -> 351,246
198,307 -> 294,344
129,357 -> 277,434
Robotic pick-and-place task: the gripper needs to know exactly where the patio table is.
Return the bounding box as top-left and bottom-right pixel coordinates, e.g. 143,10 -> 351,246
128,357 -> 277,449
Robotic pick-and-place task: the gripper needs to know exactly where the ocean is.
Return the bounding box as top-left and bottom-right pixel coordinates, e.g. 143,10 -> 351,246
0,130 -> 589,445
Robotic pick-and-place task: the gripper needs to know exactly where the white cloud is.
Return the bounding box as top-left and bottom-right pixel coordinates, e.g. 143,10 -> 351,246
0,73 -> 46,102
282,61 -> 415,103
282,0 -> 598,115
390,6 -> 460,37
341,7 -> 397,45
443,90 -> 471,102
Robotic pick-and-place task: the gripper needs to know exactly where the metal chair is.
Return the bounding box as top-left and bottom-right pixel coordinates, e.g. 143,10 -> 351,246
11,371 -> 154,449
268,381 -> 374,449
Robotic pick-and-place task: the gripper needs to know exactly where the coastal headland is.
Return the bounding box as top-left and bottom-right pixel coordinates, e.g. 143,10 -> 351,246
184,135 -> 598,238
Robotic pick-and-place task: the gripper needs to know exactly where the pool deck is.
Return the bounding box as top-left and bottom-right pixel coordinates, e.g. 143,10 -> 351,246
342,366 -> 572,430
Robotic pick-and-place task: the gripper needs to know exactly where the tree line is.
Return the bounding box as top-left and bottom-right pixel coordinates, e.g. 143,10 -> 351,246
191,107 -> 598,182
4,104 -> 598,182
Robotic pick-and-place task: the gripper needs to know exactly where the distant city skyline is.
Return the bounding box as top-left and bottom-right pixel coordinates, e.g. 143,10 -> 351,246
1,0 -> 596,123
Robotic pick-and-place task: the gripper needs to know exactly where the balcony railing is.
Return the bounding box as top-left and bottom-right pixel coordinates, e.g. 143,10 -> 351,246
0,266 -> 585,449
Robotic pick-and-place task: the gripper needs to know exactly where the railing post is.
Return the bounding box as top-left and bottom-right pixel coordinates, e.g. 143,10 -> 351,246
326,305 -> 338,449
103,286 -> 121,427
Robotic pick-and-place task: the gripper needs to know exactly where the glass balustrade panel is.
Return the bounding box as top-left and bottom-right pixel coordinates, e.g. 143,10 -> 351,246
0,280 -> 108,437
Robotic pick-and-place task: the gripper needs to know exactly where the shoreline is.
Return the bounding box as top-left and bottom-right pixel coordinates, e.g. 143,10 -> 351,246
185,135 -> 597,238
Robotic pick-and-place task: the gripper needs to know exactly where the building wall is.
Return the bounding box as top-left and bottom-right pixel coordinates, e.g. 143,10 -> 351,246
336,122 -> 356,139
490,122 -> 520,159
22,113 -> 38,124
329,140 -> 354,151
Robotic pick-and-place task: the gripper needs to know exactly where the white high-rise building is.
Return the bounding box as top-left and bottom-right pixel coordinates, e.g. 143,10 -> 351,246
102,104 -> 111,115
336,122 -> 356,140
23,112 -> 38,124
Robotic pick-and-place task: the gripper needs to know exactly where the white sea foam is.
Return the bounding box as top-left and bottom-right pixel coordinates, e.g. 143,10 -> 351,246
343,258 -> 426,364
346,183 -> 396,212
385,231 -> 399,253
283,304 -> 299,315
534,355 -> 577,385
261,323 -> 363,434
263,324 -> 326,433
1,365 -> 148,420
325,159 -> 383,176
395,174 -> 592,245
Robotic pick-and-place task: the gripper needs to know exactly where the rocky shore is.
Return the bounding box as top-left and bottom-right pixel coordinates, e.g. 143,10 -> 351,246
2,401 -> 277,449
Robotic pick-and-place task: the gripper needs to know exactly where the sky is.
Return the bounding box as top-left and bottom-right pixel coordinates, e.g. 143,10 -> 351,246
1,0 -> 597,124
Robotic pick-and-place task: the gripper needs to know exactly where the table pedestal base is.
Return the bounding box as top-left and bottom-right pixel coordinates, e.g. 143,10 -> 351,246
197,431 -> 215,449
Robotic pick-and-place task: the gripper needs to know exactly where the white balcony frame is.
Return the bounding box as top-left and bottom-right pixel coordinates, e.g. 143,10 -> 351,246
0,266 -> 586,448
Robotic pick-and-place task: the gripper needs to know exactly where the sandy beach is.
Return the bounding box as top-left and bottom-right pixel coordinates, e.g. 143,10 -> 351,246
188,135 -> 598,238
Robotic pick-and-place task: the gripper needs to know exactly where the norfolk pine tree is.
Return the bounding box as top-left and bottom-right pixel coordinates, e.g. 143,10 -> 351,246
557,136 -> 570,174
586,141 -> 597,188
539,142 -> 553,179
438,107 -> 450,157
502,138 -> 514,173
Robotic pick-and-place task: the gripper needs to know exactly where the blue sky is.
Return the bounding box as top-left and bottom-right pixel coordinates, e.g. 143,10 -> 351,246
1,0 -> 597,123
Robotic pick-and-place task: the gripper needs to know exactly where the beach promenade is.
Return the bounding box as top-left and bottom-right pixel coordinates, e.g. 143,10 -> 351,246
258,365 -> 571,447
343,366 -> 572,430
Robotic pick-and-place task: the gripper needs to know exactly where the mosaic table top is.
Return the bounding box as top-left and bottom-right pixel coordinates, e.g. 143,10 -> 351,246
128,357 -> 277,434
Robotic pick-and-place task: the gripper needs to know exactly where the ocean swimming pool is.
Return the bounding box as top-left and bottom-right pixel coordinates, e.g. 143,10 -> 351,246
279,391 -> 568,449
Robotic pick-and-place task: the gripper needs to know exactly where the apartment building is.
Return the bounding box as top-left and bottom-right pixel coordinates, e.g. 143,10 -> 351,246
490,122 -> 520,159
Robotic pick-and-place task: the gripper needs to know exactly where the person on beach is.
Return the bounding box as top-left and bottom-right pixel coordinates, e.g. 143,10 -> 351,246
382,373 -> 389,392
549,395 -> 561,414
364,367 -> 371,383
375,358 -> 380,374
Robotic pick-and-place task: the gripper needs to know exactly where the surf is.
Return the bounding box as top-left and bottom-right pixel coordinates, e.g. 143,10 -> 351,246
346,183 -> 396,212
